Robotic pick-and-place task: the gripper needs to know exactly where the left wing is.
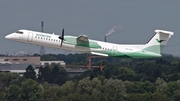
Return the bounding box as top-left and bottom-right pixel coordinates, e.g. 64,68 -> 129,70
77,35 -> 89,43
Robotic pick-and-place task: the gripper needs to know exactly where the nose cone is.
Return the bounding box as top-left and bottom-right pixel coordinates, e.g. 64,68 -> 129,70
5,34 -> 12,39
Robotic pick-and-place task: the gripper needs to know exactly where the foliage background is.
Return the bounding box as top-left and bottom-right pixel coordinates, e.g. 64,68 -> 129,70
1,53 -> 180,101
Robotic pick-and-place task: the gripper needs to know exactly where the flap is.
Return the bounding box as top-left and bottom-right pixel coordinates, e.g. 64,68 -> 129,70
91,52 -> 108,57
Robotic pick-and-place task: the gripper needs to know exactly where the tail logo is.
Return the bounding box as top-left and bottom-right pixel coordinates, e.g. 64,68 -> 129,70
156,39 -> 165,43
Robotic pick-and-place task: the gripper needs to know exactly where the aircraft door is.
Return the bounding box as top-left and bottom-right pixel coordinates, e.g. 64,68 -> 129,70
112,46 -> 118,56
27,32 -> 33,42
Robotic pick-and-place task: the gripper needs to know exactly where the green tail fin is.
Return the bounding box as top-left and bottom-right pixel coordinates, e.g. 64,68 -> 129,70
143,30 -> 174,54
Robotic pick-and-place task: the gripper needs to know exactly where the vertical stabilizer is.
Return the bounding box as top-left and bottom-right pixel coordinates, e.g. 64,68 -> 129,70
143,30 -> 174,54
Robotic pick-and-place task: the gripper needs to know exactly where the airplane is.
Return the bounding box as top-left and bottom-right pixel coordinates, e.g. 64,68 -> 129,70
5,29 -> 174,58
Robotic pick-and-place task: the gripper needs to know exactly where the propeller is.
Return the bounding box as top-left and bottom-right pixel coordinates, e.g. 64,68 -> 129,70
58,28 -> 64,47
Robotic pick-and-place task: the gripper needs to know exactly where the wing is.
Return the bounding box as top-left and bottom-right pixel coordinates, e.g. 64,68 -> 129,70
77,35 -> 89,43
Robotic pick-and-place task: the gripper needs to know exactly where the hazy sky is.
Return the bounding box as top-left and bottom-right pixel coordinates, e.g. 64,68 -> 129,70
0,0 -> 180,56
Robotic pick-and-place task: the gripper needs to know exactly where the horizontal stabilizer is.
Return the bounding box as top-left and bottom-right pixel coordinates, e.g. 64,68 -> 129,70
155,30 -> 174,35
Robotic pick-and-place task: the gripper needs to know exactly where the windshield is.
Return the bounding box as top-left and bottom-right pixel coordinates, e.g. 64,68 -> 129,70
16,31 -> 23,34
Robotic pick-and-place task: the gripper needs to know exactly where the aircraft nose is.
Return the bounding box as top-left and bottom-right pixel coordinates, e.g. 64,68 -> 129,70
5,34 -> 12,39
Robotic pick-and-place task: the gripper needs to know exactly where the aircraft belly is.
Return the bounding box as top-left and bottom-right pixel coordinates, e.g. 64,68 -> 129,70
23,38 -> 159,58
114,50 -> 161,58
71,46 -> 90,52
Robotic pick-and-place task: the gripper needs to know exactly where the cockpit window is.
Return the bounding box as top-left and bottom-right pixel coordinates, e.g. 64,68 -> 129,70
16,31 -> 23,34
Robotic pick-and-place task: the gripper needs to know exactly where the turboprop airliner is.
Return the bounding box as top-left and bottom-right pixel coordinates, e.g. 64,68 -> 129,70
5,29 -> 174,58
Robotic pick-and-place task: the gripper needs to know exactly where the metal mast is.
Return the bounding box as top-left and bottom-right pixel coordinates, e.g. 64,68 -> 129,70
39,21 -> 46,55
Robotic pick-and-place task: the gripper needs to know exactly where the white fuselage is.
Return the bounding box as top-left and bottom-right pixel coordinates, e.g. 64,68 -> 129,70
6,29 -> 170,58
6,30 -> 143,53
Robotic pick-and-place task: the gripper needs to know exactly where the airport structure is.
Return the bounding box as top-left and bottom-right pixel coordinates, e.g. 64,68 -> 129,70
0,54 -> 110,77
40,61 -> 66,67
0,56 -> 66,76
65,67 -> 87,78
0,56 -> 41,67
0,57 -> 38,76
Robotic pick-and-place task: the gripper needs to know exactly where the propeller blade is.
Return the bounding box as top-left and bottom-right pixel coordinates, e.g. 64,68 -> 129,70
62,28 -> 64,40
60,40 -> 63,47
59,28 -> 64,47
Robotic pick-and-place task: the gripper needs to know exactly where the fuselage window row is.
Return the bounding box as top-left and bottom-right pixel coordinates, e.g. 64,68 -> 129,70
102,47 -> 113,51
34,35 -> 61,43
